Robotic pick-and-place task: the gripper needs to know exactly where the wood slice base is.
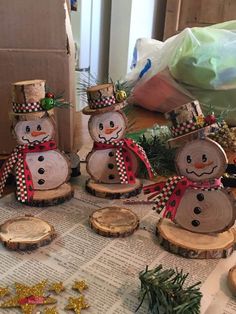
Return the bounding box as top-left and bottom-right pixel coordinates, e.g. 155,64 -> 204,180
85,178 -> 142,199
89,206 -> 139,237
228,265 -> 236,295
23,183 -> 74,207
156,219 -> 236,259
0,216 -> 56,250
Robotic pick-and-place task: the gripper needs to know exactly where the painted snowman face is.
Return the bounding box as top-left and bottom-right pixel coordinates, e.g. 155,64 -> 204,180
88,111 -> 126,143
175,139 -> 227,181
14,117 -> 54,145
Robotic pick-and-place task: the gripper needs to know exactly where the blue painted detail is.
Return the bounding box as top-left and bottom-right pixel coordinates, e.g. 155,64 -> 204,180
139,58 -> 152,79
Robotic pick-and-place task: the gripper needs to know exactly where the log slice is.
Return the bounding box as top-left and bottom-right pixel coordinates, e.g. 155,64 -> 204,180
156,218 -> 236,259
85,178 -> 142,199
89,206 -> 139,237
0,215 -> 56,250
24,182 -> 74,207
228,265 -> 236,295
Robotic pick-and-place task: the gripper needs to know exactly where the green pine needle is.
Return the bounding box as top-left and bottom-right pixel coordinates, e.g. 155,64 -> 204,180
136,134 -> 176,177
137,265 -> 202,314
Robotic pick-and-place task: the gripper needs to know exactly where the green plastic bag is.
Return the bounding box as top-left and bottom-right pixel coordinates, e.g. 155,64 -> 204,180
169,21 -> 236,124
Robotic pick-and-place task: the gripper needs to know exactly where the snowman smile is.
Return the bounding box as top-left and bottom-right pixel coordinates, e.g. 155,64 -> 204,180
186,165 -> 217,177
98,128 -> 123,141
22,135 -> 49,144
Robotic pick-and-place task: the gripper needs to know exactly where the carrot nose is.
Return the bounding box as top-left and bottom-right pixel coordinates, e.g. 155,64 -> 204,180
104,126 -> 118,134
31,131 -> 46,137
194,161 -> 213,169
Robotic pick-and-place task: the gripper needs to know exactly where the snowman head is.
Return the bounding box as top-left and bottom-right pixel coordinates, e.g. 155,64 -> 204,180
88,111 -> 127,143
175,138 -> 227,181
14,116 -> 55,145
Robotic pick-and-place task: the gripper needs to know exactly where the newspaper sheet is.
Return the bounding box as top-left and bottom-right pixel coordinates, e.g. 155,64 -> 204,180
0,167 -> 235,313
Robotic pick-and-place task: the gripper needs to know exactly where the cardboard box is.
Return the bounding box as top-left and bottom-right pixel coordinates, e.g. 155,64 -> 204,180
0,0 -> 75,153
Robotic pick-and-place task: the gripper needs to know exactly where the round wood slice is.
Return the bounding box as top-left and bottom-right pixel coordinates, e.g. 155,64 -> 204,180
89,206 -> 139,237
228,265 -> 236,295
175,138 -> 227,181
0,215 -> 56,250
85,178 -> 142,199
24,183 -> 74,207
174,189 -> 236,234
156,218 -> 236,259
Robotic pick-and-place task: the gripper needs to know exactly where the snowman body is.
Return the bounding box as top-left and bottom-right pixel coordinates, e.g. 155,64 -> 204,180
174,138 -> 236,233
86,111 -> 138,183
14,116 -> 69,190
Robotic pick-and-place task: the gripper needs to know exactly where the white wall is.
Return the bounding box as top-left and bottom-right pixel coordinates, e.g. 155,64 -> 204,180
109,0 -> 161,82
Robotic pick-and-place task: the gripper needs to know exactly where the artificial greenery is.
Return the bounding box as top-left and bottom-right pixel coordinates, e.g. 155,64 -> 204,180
136,265 -> 202,314
136,133 -> 176,177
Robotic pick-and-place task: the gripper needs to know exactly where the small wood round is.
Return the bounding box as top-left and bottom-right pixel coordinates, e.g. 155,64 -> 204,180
0,215 -> 56,250
228,265 -> 236,295
156,218 -> 236,259
86,178 -> 142,199
89,206 -> 139,237
12,79 -> 46,104
24,183 -> 74,207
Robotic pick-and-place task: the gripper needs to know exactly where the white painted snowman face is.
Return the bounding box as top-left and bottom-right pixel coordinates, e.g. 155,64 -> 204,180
175,139 -> 227,181
88,111 -> 126,143
14,117 -> 54,145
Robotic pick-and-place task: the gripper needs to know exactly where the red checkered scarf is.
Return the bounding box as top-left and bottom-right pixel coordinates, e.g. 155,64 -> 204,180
0,140 -> 57,203
93,138 -> 155,183
143,176 -> 222,220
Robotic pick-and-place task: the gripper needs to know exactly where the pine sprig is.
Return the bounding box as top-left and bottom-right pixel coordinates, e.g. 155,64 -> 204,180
137,265 -> 202,314
136,135 -> 176,177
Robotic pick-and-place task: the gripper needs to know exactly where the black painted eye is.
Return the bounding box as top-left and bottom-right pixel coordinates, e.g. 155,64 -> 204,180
187,155 -> 192,163
37,124 -> 42,131
99,123 -> 103,130
26,126 -> 30,133
110,121 -> 114,128
202,154 -> 207,162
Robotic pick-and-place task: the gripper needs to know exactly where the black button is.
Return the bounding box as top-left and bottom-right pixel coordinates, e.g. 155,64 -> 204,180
39,145 -> 44,150
38,156 -> 44,162
38,179 -> 45,185
126,156 -> 130,162
175,189 -> 181,196
155,186 -> 160,191
27,175 -> 31,180
109,174 -> 115,180
50,142 -> 55,147
192,220 -> 200,227
29,146 -> 35,150
170,200 -> 176,207
197,193 -> 204,201
29,185 -> 33,191
108,163 -> 114,169
38,168 -> 45,175
194,207 -> 202,214
108,152 -> 114,157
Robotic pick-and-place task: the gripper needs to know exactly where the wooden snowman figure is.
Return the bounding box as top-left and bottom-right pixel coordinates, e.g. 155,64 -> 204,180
0,79 -> 73,206
83,83 -> 154,199
144,101 -> 236,258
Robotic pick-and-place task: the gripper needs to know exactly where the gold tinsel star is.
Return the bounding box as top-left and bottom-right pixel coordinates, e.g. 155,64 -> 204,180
65,296 -> 89,314
0,280 -> 56,314
44,306 -> 59,314
0,287 -> 10,298
72,280 -> 88,293
49,282 -> 65,294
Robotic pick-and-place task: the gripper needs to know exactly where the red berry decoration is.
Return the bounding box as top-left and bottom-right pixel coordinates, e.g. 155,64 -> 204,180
45,92 -> 54,99
205,114 -> 216,124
